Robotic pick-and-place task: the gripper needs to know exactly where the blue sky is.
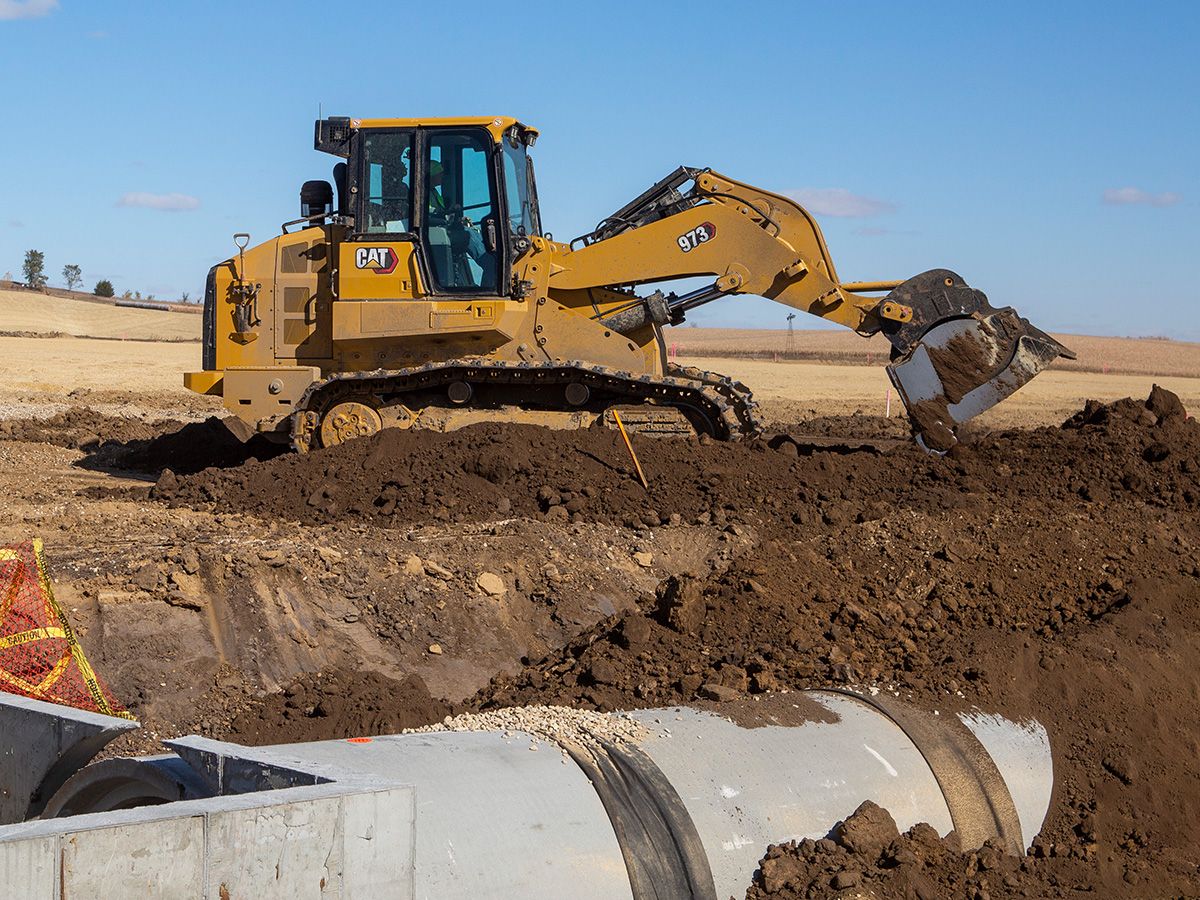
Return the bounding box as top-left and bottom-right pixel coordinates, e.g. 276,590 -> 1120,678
1,1 -> 1196,338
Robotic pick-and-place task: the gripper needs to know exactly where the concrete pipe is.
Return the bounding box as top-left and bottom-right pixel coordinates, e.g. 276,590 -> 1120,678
11,690 -> 1052,898
235,690 -> 1052,899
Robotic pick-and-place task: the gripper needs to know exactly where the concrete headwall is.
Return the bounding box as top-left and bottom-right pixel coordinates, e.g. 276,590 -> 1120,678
0,782 -> 414,898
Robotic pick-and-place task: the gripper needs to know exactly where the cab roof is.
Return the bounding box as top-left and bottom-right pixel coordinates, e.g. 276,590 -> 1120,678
351,116 -> 537,142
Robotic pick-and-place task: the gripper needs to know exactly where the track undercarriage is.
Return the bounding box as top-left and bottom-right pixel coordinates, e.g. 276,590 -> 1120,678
289,360 -> 764,452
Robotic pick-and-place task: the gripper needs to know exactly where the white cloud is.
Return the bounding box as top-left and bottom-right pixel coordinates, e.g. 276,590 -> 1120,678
0,0 -> 58,21
784,188 -> 896,218
117,192 -> 201,212
1102,187 -> 1180,207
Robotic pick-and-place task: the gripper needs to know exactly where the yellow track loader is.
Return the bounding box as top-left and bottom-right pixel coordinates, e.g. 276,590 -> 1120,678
185,115 -> 1072,453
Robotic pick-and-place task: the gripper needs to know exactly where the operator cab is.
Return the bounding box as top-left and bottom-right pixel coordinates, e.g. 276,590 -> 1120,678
313,116 -> 541,296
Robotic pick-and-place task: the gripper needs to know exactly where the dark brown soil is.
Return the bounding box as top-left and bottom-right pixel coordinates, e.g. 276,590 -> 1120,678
746,800 -> 1094,899
176,388 -> 1200,896
0,407 -> 176,450
91,417 -> 286,474
927,328 -> 992,405
220,669 -> 449,745
0,410 -> 284,475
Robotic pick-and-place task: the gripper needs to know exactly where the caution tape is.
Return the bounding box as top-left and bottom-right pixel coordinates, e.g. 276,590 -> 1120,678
0,539 -> 135,720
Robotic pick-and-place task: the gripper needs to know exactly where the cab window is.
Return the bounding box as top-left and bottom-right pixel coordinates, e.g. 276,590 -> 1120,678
362,131 -> 413,234
502,138 -> 539,239
423,129 -> 498,292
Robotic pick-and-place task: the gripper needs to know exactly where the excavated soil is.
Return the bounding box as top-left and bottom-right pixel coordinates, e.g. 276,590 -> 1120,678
3,387 -> 1199,896
746,800 -> 1075,899
220,669 -> 450,746
0,407 -> 178,450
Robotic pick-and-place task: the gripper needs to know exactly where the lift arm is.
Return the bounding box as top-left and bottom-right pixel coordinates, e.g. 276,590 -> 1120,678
547,168 -> 1074,450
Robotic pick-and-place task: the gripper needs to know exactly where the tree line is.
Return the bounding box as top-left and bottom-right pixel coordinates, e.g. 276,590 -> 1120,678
10,249 -> 197,303
14,249 -> 113,297
10,250 -> 196,302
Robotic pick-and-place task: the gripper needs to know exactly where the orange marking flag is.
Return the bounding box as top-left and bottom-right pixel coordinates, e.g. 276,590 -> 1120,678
0,539 -> 133,719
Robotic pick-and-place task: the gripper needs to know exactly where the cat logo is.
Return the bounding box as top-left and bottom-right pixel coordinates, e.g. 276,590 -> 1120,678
354,246 -> 397,275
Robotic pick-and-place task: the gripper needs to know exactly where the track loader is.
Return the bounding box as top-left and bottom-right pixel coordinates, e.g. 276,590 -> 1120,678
185,116 -> 1073,452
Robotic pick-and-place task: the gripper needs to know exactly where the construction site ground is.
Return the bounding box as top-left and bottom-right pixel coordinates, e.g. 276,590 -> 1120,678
2,300 -> 1200,897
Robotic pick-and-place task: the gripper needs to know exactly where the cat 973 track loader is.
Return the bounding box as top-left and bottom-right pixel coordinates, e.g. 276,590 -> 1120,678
185,115 -> 1073,453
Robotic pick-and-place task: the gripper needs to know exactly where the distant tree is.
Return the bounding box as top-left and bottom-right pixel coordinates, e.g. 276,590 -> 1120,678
94,279 -> 114,297
121,290 -> 132,300
22,249 -> 46,290
134,290 -> 142,301
146,294 -> 155,302
180,291 -> 191,303
63,264 -> 82,291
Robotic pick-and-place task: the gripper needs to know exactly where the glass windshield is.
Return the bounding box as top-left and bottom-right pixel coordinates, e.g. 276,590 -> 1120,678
502,138 -> 539,239
362,131 -> 413,234
424,129 -> 498,291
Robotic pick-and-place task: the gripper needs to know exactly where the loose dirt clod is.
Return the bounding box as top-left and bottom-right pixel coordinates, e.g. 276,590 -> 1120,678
747,801 -> 1061,899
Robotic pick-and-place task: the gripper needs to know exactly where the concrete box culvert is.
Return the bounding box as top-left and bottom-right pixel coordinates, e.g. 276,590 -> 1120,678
1,689 -> 1052,899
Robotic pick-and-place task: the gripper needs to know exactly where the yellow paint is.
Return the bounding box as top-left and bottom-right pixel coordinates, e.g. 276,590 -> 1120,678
186,117 -> 923,444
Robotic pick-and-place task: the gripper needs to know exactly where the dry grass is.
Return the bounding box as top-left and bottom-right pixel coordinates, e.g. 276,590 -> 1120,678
664,327 -> 1200,378
0,289 -> 201,341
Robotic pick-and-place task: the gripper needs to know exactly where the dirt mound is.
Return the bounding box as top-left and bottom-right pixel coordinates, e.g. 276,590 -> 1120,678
746,800 -> 1088,899
80,417 -> 286,475
0,407 -> 174,449
221,669 -> 449,745
0,409 -> 278,476
153,385 -> 1198,532
141,388 -> 1200,893
113,417 -> 285,474
462,390 -> 1194,895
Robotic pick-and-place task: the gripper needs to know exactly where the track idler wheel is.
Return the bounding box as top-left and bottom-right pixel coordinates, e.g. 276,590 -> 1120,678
319,400 -> 383,448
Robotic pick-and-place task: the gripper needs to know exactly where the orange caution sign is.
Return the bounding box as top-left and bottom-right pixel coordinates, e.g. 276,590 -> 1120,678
0,539 -> 133,719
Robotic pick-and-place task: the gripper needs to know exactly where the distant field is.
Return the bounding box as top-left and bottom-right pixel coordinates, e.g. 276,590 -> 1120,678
664,327 -> 1200,378
1,294 -> 1195,429
685,356 -> 1200,430
0,288 -> 201,341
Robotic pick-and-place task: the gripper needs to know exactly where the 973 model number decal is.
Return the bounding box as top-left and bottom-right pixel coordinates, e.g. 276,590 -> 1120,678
676,222 -> 716,252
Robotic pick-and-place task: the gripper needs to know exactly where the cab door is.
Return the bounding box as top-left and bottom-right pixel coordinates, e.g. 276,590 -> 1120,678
420,128 -> 502,295
338,129 -> 425,302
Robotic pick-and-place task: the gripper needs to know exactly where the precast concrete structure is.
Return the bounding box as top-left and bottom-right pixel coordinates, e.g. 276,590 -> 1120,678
0,689 -> 1052,899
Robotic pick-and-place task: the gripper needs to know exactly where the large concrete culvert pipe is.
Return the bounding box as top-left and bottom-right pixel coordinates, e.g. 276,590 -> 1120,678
2,689 -> 1052,898
250,690 -> 1052,899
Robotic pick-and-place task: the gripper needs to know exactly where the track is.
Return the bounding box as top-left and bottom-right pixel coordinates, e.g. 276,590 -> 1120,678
290,359 -> 767,452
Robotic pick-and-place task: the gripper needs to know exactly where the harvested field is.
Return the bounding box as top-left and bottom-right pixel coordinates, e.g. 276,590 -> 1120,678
0,288 -> 201,341
667,326 -> 1200,378
2,317 -> 1200,897
683,356 -> 1200,431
